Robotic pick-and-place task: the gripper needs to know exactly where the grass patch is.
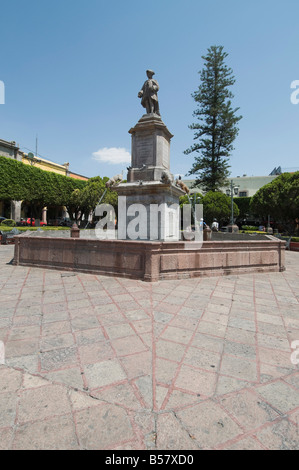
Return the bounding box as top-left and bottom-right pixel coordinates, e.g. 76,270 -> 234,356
0,225 -> 70,232
240,230 -> 268,234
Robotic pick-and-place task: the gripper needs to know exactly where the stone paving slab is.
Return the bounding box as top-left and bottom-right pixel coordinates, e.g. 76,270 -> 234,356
0,245 -> 298,450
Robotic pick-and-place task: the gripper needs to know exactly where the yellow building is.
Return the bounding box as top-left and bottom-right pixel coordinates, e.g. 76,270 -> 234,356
22,153 -> 88,181
22,153 -> 70,176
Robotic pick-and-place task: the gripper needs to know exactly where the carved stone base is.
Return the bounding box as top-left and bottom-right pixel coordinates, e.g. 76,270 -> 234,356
127,114 -> 174,183
114,180 -> 185,241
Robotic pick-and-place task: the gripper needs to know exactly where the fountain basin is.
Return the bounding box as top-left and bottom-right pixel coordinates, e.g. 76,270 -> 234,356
13,234 -> 285,282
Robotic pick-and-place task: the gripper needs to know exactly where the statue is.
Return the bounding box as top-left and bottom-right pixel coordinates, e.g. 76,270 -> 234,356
105,174 -> 123,188
138,69 -> 160,116
175,179 -> 190,194
161,170 -> 173,185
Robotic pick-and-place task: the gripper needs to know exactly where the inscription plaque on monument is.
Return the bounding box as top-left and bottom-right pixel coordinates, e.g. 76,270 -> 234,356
128,113 -> 173,182
133,134 -> 154,167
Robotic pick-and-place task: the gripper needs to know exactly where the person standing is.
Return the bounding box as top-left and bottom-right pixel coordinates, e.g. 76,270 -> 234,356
211,218 -> 219,232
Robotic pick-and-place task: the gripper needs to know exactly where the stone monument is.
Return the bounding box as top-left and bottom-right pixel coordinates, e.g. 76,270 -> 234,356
12,71 -> 286,281
114,70 -> 185,240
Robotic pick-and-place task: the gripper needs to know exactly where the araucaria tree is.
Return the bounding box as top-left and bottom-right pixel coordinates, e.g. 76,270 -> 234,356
185,45 -> 242,192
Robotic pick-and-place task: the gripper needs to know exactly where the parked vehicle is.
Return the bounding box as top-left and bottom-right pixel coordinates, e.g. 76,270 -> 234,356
58,217 -> 72,227
48,217 -> 72,227
19,218 -> 47,227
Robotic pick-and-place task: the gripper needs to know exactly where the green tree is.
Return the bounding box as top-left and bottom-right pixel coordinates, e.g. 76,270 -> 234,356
202,191 -> 239,226
184,46 -> 242,192
250,172 -> 299,233
179,193 -> 203,209
234,197 -> 252,223
65,176 -> 118,223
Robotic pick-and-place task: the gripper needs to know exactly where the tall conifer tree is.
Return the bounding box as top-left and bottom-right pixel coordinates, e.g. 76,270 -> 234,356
185,46 -> 242,191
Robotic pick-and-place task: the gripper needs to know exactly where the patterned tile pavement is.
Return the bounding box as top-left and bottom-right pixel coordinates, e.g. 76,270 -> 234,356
0,245 -> 298,450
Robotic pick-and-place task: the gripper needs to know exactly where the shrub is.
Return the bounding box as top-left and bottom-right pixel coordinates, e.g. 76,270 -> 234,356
234,197 -> 252,220
2,219 -> 16,227
241,225 -> 259,231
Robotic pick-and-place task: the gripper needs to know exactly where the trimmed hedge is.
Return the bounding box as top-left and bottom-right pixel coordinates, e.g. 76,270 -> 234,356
1,219 -> 16,226
0,155 -> 86,206
241,230 -> 268,234
0,225 -> 69,232
234,197 -> 252,219
241,225 -> 259,231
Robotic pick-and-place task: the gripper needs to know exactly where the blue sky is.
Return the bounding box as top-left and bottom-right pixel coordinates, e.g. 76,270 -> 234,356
0,0 -> 299,180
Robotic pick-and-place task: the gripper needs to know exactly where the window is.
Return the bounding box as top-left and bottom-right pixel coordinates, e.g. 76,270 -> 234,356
238,191 -> 248,197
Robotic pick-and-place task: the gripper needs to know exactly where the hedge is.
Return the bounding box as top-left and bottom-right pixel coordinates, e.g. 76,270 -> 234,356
234,197 -> 252,219
241,225 -> 259,231
0,155 -> 86,206
1,219 -> 16,226
0,225 -> 69,232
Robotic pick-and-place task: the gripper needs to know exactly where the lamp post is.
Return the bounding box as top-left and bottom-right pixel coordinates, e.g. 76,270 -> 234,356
27,152 -> 42,226
226,180 -> 239,232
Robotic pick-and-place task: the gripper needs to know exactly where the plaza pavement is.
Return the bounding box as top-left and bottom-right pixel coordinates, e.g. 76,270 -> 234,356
0,244 -> 298,450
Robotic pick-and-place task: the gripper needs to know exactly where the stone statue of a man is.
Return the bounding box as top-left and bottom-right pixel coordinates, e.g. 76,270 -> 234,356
138,69 -> 160,116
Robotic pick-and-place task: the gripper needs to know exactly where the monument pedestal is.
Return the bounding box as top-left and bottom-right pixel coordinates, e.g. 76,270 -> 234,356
127,114 -> 174,183
114,113 -> 185,241
114,180 -> 184,241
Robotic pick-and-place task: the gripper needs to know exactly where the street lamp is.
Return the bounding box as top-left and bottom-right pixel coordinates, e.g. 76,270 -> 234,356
26,153 -> 42,226
226,180 -> 239,232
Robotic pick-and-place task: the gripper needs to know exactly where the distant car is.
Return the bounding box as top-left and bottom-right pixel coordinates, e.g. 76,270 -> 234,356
58,217 -> 72,227
19,218 -> 47,227
48,217 -> 72,227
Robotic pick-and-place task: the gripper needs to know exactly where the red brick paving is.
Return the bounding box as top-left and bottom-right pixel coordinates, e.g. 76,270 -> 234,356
0,245 -> 298,449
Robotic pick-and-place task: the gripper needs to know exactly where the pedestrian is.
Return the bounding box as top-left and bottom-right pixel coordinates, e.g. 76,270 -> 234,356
211,218 -> 219,232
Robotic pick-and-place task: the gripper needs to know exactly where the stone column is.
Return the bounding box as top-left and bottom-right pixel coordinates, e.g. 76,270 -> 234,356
10,201 -> 22,222
42,207 -> 47,224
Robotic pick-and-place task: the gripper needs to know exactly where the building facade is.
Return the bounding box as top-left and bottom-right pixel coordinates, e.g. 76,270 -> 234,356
0,139 -> 22,161
182,175 -> 278,197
